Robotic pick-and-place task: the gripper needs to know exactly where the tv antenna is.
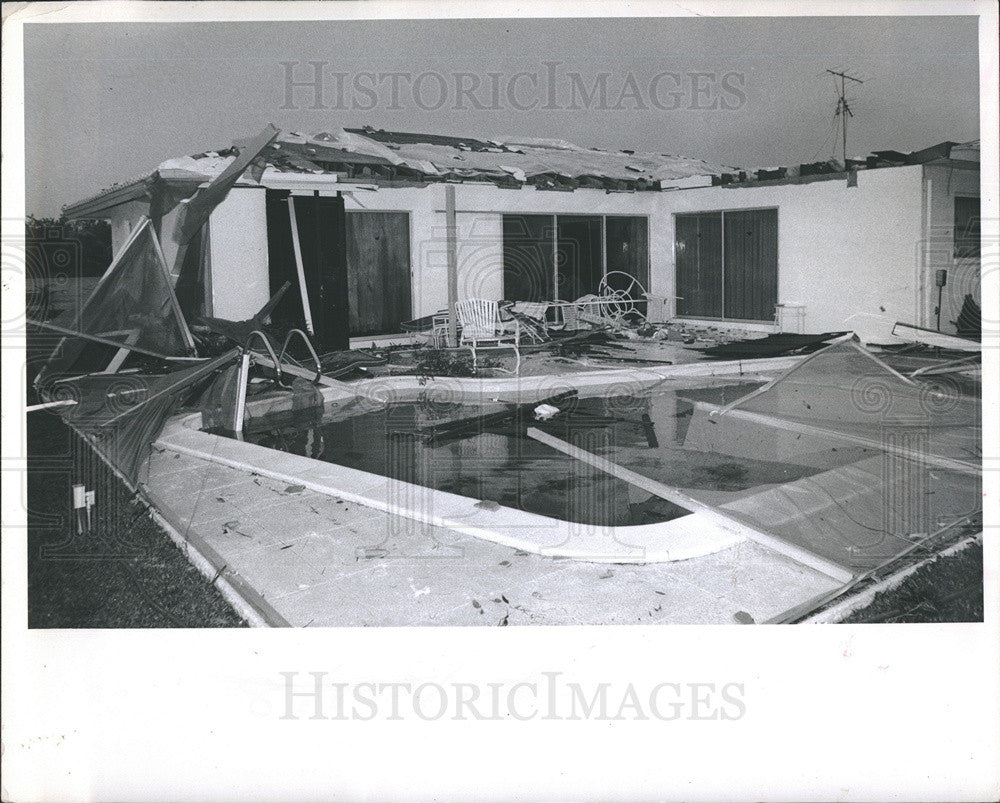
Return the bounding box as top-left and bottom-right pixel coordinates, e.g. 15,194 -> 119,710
826,69 -> 863,166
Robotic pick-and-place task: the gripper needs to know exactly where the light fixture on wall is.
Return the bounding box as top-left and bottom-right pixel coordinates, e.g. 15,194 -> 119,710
935,269 -> 948,332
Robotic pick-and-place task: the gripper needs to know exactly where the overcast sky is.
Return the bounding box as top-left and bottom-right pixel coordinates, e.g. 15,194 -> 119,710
23,15 -> 980,217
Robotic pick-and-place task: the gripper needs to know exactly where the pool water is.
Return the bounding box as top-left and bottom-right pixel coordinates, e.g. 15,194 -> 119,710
210,384 -> 862,527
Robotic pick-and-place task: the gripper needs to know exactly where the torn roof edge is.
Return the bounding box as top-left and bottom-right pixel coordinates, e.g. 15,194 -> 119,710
62,129 -> 980,218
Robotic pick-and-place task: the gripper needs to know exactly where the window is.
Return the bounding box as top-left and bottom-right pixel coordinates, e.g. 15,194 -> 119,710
954,196 -> 980,260
675,208 -> 778,321
502,215 -> 649,303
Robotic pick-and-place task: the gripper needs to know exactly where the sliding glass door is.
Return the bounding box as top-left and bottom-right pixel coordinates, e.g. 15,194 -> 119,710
675,208 -> 777,322
502,214 -> 649,303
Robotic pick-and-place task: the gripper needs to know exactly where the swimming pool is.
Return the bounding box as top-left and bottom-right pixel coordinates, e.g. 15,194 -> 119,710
208,383 -> 839,528
157,360 -> 881,563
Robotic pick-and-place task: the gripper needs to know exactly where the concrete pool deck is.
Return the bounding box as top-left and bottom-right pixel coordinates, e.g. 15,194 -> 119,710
142,447 -> 840,626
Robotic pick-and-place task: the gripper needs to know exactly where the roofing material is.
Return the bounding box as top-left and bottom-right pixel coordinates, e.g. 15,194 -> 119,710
64,128 -> 981,218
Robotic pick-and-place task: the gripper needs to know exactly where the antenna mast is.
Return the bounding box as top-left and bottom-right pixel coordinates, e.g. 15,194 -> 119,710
826,69 -> 863,166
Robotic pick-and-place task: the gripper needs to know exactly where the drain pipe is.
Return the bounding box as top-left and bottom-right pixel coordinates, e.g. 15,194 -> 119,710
445,184 -> 459,348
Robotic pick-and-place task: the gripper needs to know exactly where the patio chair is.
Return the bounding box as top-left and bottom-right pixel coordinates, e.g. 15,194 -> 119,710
455,299 -> 521,373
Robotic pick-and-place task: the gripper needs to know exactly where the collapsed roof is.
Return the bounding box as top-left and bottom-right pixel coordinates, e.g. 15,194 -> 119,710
64,127 -> 981,218
65,126 -> 738,216
161,127 -> 739,189
712,138 -> 980,187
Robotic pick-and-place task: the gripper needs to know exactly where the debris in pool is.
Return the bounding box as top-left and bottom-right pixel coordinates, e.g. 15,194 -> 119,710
215,496 -> 226,502
498,614 -> 509,626
533,403 -> 560,421
733,611 -> 756,624
475,499 -> 501,511
472,599 -> 481,608
284,484 -> 306,494
598,569 -> 614,579
499,560 -> 511,567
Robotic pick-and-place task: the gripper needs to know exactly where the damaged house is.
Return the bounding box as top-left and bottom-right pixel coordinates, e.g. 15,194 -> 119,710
33,124 -> 982,628
63,127 -> 981,349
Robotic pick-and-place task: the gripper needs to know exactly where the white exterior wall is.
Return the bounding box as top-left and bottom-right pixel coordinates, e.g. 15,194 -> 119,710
207,165 -> 944,342
206,187 -> 270,319
650,165 -> 926,338
922,163 -> 980,333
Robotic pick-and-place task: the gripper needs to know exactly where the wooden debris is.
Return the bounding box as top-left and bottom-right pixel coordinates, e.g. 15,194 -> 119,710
891,322 -> 980,352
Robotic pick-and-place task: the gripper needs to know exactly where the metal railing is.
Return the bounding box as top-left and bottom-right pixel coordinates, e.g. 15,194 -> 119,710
277,328 -> 323,384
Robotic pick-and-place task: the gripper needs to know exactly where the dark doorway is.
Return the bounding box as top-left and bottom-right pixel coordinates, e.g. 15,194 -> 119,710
265,191 -> 349,352
676,208 -> 777,321
502,214 -> 650,304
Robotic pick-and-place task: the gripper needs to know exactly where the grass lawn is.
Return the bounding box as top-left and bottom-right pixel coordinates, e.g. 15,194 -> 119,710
26,412 -> 246,628
841,540 -> 984,624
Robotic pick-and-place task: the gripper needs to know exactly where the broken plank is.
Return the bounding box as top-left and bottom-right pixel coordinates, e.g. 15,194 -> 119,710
891,322 -> 980,352
525,426 -> 856,582
423,389 -> 578,444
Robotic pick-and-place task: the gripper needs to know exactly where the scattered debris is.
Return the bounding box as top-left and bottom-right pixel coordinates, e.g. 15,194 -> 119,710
891,321 -> 980,352
698,331 -> 849,359
355,547 -> 389,560
533,403 -> 560,421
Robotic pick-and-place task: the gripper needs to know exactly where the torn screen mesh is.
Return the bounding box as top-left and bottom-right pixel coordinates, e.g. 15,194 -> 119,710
682,340 -> 981,572
42,219 -> 193,378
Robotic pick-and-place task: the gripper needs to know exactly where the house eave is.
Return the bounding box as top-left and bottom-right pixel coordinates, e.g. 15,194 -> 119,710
63,178 -> 152,220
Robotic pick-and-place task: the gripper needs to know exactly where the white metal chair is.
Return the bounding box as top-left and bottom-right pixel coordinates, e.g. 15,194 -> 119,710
455,299 -> 521,373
